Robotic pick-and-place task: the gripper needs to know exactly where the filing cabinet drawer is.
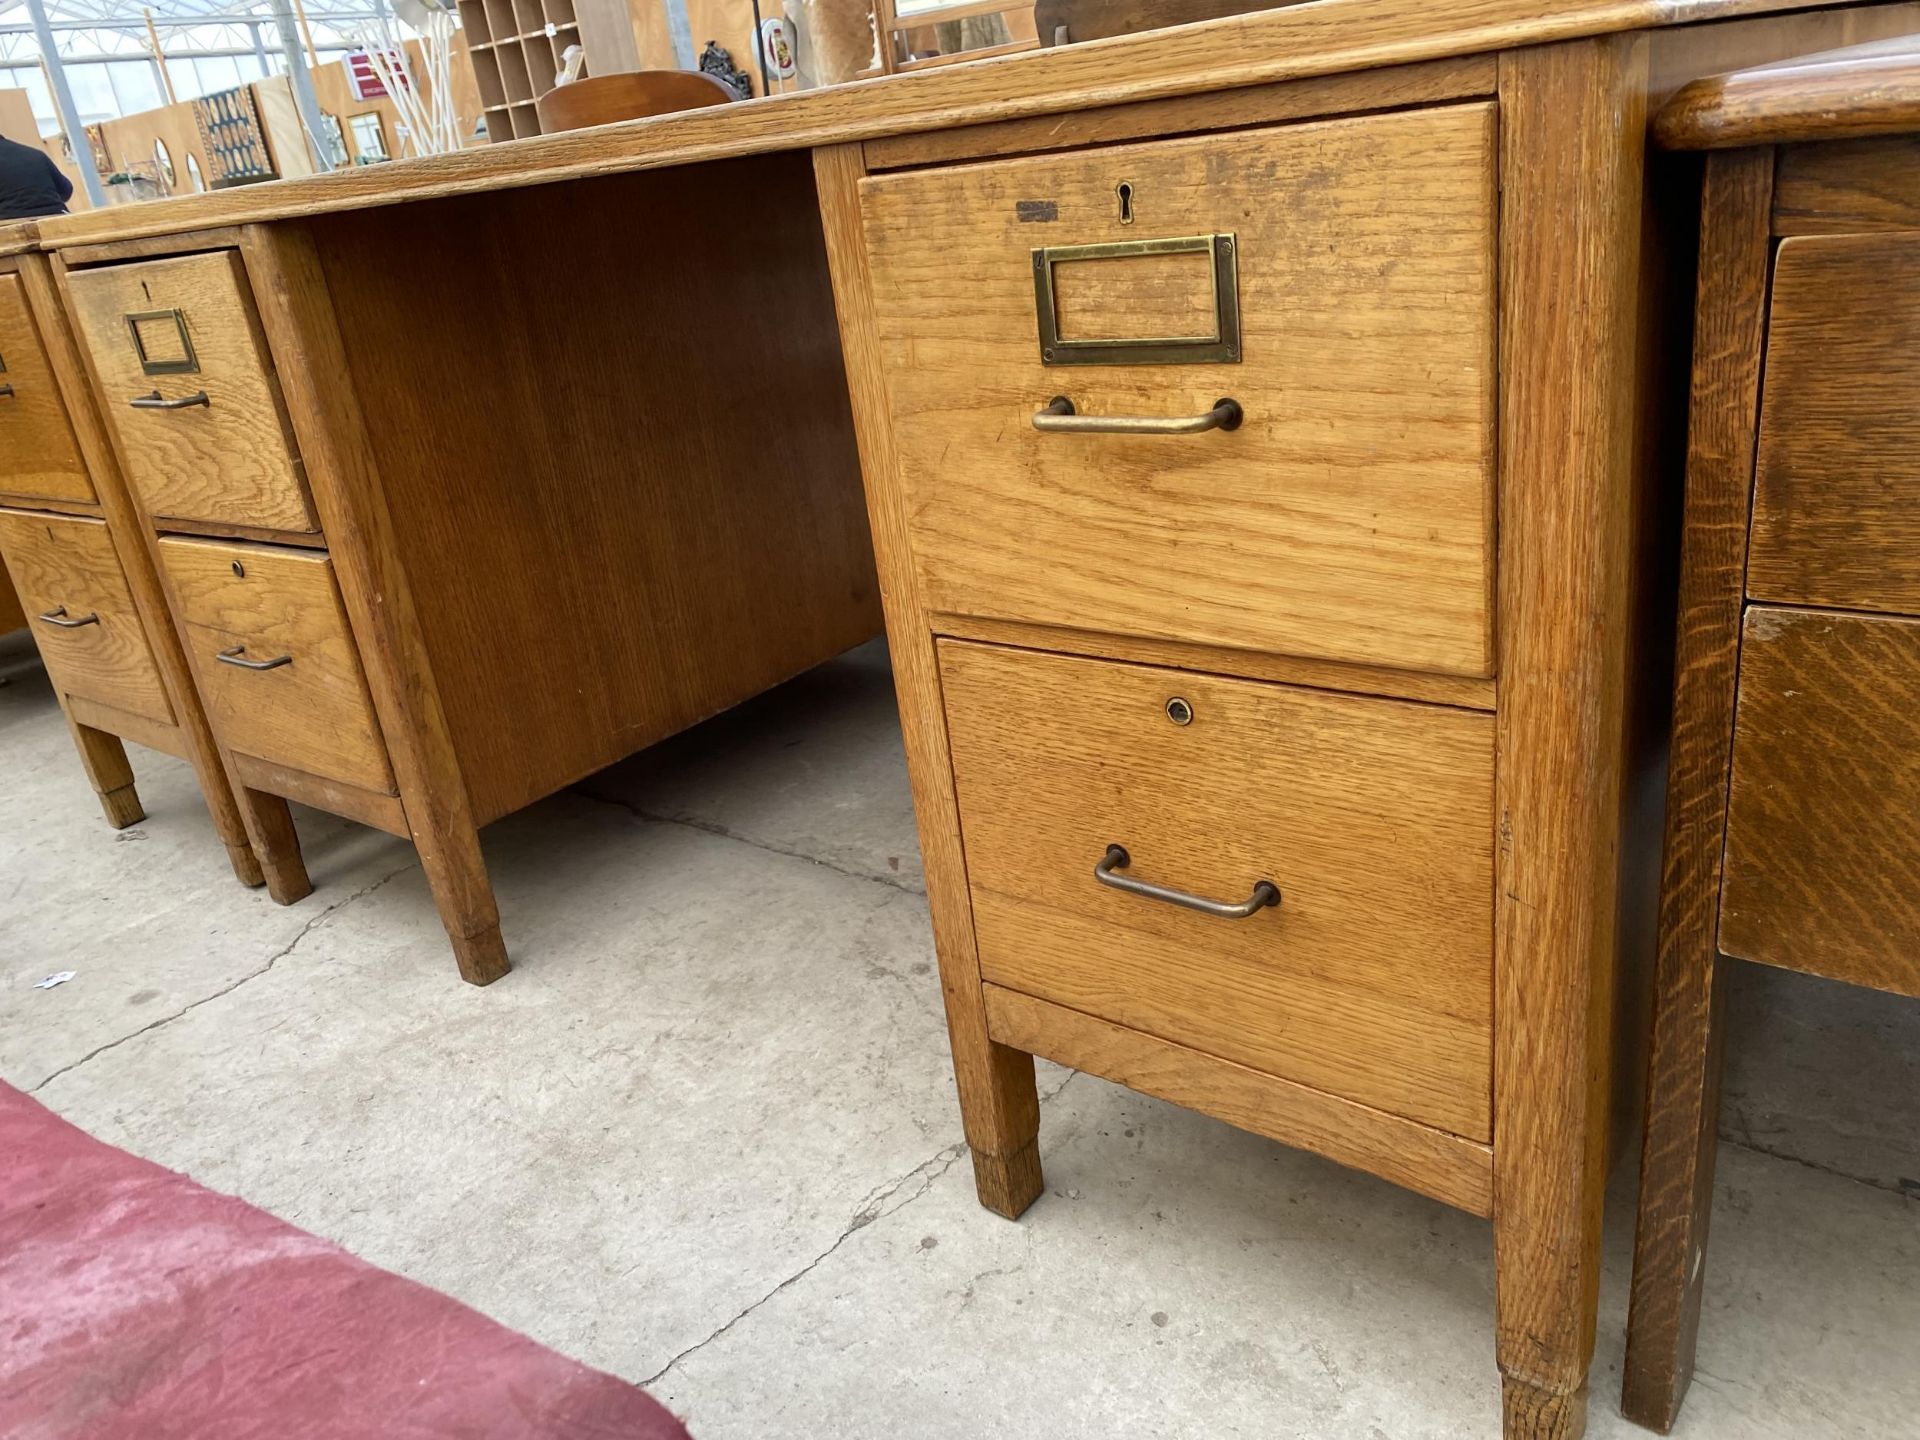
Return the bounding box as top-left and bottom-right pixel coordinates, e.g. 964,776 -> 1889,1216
1749,233 -> 1920,615
158,535 -> 394,794
940,641 -> 1495,1138
0,274 -> 93,505
862,104 -> 1497,677
1720,606 -> 1920,999
0,507 -> 171,723
67,252 -> 317,534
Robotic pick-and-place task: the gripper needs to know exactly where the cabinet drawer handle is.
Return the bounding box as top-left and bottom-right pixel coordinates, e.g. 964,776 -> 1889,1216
130,389 -> 211,411
37,605 -> 100,628
217,644 -> 292,671
1094,844 -> 1279,919
1033,396 -> 1243,435
0,383 -> 15,399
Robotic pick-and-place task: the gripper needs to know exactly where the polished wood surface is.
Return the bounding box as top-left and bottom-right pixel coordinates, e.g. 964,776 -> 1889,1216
534,70 -> 734,132
862,104 -> 1496,678
0,274 -> 94,505
158,535 -> 396,796
0,507 -> 173,725
1749,232 -> 1920,613
29,1 -> 1869,249
943,640 -> 1496,1138
1491,35 -> 1653,1440
1032,0 -> 1303,46
1720,606 -> 1920,996
1655,37 -> 1920,148
985,985 -> 1495,1215
65,251 -> 316,534
1774,134 -> 1920,233
1620,147 -> 1774,1436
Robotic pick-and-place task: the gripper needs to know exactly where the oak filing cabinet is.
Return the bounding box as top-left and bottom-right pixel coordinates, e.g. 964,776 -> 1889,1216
817,35 -> 1686,1439
1625,42 -> 1920,1434
55,156 -> 881,984
0,241 -> 269,882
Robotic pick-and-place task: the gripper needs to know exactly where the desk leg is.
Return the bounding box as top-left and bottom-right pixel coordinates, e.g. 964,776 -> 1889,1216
237,788 -> 313,906
417,818 -> 508,987
1621,147 -> 1775,1436
66,718 -> 145,830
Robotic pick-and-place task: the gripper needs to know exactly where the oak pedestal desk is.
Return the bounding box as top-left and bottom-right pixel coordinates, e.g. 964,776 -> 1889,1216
1624,42 -> 1920,1434
24,2 -> 1920,1434
0,230 -> 271,878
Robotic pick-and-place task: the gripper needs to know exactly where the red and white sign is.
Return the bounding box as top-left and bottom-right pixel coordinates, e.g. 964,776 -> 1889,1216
345,49 -> 409,101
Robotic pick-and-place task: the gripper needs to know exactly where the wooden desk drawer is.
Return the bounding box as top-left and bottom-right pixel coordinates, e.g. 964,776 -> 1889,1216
1749,233 -> 1920,615
0,274 -> 93,505
158,535 -> 394,794
862,104 -> 1497,677
0,506 -> 171,723
66,252 -> 317,535
1720,606 -> 1920,999
940,640 -> 1495,1138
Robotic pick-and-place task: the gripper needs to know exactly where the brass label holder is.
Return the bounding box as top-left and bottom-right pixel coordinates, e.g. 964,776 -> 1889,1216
1032,233 -> 1241,367
124,308 -> 199,376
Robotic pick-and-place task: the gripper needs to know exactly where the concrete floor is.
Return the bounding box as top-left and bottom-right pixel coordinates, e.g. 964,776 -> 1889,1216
3,631 -> 1917,1439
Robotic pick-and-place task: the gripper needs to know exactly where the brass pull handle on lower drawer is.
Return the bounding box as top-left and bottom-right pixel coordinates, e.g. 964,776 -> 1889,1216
217,644 -> 292,671
1095,844 -> 1279,919
130,389 -> 210,411
37,605 -> 100,628
1033,396 -> 1243,435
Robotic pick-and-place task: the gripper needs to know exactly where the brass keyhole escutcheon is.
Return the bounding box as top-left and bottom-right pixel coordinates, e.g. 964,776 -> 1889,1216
1166,696 -> 1193,725
1117,181 -> 1135,225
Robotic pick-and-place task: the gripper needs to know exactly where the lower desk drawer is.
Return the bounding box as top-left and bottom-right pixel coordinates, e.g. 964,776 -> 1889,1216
939,641 -> 1495,1139
1720,605 -> 1920,999
158,535 -> 395,796
0,507 -> 172,724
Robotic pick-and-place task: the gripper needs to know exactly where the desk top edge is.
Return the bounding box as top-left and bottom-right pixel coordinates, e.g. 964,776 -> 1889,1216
1656,33 -> 1920,145
25,0 -> 1874,249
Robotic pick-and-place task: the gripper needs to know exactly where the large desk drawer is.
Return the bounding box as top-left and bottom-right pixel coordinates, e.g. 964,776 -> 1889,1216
158,535 -> 394,795
1720,606 -> 1920,999
0,506 -> 172,723
940,640 -> 1495,1139
1749,233 -> 1920,615
0,274 -> 93,505
67,252 -> 317,535
861,104 -> 1497,677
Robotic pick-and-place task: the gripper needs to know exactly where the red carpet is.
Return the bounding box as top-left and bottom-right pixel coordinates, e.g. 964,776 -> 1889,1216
0,1084 -> 691,1439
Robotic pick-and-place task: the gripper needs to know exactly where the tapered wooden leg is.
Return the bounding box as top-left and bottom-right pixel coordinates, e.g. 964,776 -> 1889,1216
954,1034 -> 1042,1218
415,818 -> 508,985
237,788 -> 313,905
1505,1377 -> 1590,1440
66,720 -> 145,829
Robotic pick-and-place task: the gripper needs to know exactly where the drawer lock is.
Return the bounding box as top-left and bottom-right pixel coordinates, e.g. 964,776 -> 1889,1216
1095,844 -> 1279,920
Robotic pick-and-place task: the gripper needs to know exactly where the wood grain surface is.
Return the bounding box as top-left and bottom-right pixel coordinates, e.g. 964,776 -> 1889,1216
1655,36 -> 1920,148
158,535 -> 396,796
1620,147 -> 1774,1436
65,251 -> 316,534
862,103 -> 1497,678
27,1 -> 1865,249
1748,232 -> 1920,614
1720,606 -> 1920,997
1491,36 -> 1650,1439
0,274 -> 93,504
0,506 -> 173,724
985,985 -> 1495,1214
1774,135 -> 1920,233
941,640 -> 1495,1138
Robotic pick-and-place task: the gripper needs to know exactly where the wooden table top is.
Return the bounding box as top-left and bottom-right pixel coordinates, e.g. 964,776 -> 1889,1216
25,0 -> 1878,250
1656,34 -> 1920,146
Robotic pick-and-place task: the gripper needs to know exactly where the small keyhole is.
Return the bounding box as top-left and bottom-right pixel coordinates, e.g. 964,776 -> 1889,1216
1165,696 -> 1192,726
1117,182 -> 1135,225
231,560 -> 245,577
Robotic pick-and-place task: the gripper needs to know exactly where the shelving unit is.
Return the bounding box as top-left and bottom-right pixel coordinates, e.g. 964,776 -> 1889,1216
459,0 -> 584,141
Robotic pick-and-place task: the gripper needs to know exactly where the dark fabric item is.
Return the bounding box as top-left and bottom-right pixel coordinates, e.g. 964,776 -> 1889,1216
0,1083 -> 693,1440
0,135 -> 73,219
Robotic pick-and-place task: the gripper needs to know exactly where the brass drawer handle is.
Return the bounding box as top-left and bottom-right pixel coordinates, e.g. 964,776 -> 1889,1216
1095,844 -> 1279,919
1034,396 -> 1243,436
130,389 -> 211,411
217,644 -> 292,671
37,605 -> 100,628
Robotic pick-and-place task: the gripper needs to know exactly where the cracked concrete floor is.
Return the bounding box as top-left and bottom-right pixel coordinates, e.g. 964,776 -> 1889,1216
4,632 -> 1918,1439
